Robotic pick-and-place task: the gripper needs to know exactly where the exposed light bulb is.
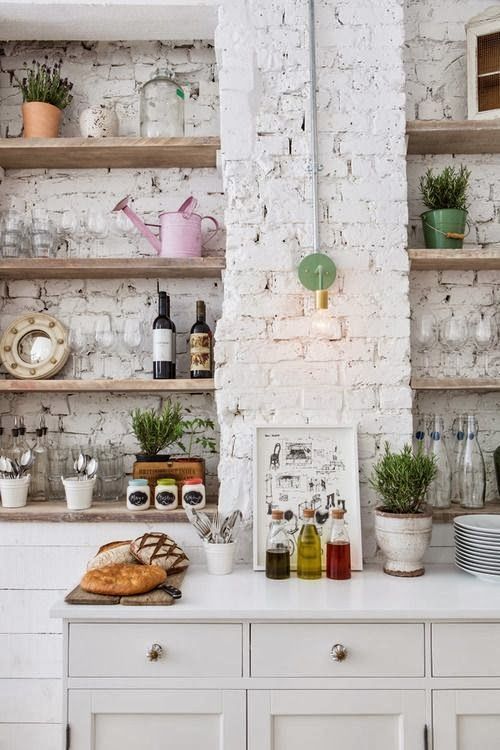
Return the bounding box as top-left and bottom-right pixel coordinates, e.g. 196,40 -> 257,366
310,307 -> 337,336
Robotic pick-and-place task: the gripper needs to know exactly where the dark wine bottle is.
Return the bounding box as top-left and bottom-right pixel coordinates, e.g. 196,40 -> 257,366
153,291 -> 176,379
190,300 -> 213,379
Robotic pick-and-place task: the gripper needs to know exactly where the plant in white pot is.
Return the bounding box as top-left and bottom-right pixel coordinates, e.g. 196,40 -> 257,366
15,60 -> 74,138
370,443 -> 437,577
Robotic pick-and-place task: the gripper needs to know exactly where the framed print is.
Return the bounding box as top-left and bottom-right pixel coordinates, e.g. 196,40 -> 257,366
253,425 -> 362,571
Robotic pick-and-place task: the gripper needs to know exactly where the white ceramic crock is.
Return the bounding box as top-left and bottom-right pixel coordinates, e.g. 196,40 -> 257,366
62,476 -> 96,511
0,475 -> 30,508
79,104 -> 119,138
204,541 -> 236,576
375,507 -> 433,577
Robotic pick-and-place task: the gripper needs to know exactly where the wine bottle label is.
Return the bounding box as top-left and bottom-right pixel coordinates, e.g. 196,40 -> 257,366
190,333 -> 211,371
153,329 -> 173,362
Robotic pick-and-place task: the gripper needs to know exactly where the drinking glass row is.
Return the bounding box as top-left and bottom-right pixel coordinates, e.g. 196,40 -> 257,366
47,445 -> 125,501
413,310 -> 498,377
68,316 -> 144,379
414,414 -> 486,509
1,208 -> 138,259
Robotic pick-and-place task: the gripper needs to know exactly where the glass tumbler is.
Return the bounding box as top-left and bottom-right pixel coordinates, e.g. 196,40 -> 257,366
47,448 -> 71,501
2,210 -> 25,257
97,446 -> 124,501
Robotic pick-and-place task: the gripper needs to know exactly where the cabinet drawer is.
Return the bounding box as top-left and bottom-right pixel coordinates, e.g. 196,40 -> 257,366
251,623 -> 424,677
433,623 -> 500,676
69,623 -> 242,677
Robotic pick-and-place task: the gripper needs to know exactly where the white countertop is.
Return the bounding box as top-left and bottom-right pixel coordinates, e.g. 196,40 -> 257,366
51,564 -> 500,621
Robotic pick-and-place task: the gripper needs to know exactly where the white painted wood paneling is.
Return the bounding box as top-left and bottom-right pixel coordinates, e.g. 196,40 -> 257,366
0,590 -> 64,633
0,546 -> 95,589
0,679 -> 61,723
0,634 -> 62,678
0,723 -> 61,750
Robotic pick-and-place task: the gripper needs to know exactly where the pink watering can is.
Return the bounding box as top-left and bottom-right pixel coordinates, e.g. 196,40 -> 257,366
112,195 -> 219,259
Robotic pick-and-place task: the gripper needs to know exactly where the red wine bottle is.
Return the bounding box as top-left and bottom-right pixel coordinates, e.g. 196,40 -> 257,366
153,291 -> 176,379
190,300 -> 213,379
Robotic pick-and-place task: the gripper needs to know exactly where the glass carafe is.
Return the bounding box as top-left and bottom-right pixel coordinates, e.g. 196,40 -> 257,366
140,68 -> 184,138
451,415 -> 467,504
458,415 -> 486,509
29,427 -> 49,501
413,413 -> 430,455
265,509 -> 290,580
297,507 -> 322,580
427,415 -> 451,508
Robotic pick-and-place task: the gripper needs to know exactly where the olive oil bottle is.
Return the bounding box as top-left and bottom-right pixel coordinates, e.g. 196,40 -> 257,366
297,507 -> 322,579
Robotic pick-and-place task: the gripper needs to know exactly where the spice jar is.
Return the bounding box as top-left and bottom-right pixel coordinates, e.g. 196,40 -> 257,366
140,67 -> 184,138
155,478 -> 178,510
126,478 -> 150,510
181,477 -> 206,509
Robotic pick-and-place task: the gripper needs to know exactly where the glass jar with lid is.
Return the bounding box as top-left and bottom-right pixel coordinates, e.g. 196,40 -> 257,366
155,478 -> 178,510
140,68 -> 184,138
126,478 -> 150,511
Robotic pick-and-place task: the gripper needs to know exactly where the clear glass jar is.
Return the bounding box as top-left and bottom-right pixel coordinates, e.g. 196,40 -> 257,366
427,415 -> 451,509
458,415 -> 486,509
265,509 -> 290,580
140,68 -> 184,138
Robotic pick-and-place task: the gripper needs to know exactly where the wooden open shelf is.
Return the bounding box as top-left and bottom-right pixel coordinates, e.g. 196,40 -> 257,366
0,256 -> 225,280
0,136 -> 220,170
432,502 -> 500,524
407,119 -> 500,154
409,247 -> 500,271
0,500 -> 217,523
0,378 -> 215,394
412,377 -> 500,392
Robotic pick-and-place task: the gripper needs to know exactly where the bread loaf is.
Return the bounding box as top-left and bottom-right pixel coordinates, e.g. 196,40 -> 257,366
81,563 -> 166,596
131,532 -> 189,575
87,540 -> 135,570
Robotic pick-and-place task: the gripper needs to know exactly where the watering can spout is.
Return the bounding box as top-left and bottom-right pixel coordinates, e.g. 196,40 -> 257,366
112,196 -> 162,254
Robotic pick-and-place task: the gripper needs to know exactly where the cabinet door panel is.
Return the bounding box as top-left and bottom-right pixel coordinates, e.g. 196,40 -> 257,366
434,690 -> 500,750
69,689 -> 246,750
249,690 -> 426,750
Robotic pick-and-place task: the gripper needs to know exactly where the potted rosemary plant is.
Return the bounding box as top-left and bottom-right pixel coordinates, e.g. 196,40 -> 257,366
419,165 -> 470,249
131,401 -> 184,463
15,60 -> 74,138
370,443 -> 437,577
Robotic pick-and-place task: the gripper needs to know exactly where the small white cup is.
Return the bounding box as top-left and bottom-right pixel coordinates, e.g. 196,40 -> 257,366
0,475 -> 30,508
62,476 -> 96,511
204,541 -> 236,575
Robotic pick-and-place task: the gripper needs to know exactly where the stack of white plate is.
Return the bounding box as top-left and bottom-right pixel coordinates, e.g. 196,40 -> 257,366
454,515 -> 500,582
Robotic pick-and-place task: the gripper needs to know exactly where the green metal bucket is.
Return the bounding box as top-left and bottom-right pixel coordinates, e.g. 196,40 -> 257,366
421,208 -> 468,249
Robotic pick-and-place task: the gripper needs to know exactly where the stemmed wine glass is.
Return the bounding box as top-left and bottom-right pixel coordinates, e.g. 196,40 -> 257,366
84,209 -> 108,258
94,315 -> 114,379
122,319 -> 143,377
69,318 -> 88,378
413,311 -> 437,376
440,312 -> 469,377
470,311 -> 497,376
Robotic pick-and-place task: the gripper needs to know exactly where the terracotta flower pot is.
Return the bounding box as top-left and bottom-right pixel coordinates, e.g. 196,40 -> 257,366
375,507 -> 433,577
22,102 -> 62,138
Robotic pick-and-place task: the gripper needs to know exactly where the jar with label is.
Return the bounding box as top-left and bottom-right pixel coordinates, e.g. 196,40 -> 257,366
181,477 -> 206,509
155,478 -> 178,510
126,478 -> 150,510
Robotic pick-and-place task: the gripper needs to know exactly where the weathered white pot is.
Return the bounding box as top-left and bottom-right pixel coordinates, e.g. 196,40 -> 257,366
375,507 -> 432,577
79,105 -> 119,138
0,475 -> 30,508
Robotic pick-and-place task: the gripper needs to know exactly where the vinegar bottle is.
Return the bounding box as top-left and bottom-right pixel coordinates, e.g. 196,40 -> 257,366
297,507 -> 322,580
326,508 -> 351,580
265,509 -> 290,580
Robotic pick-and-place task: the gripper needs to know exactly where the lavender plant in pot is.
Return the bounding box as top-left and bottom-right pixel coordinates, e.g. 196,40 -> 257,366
370,443 -> 437,577
15,60 -> 73,138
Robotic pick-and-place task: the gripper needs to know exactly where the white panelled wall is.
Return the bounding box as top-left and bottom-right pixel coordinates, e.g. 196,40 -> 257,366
0,0 -> 490,746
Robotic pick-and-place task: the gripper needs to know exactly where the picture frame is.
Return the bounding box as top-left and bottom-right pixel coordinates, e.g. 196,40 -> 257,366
253,424 -> 363,571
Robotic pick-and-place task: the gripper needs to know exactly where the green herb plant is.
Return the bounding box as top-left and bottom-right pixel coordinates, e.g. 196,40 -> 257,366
131,401 -> 184,456
176,417 -> 217,457
419,165 -> 471,212
369,442 -> 437,515
15,60 -> 74,109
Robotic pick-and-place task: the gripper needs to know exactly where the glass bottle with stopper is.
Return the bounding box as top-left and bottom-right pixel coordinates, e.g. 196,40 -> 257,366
326,507 -> 351,580
265,509 -> 290,580
297,507 -> 322,580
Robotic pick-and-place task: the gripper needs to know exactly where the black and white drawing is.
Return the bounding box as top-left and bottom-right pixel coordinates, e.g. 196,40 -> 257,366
254,425 -> 363,571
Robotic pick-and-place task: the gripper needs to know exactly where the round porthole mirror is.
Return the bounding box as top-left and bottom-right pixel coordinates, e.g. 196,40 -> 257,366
0,313 -> 70,379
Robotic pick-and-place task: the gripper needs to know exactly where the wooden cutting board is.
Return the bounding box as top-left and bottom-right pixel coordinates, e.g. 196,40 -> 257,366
65,571 -> 186,606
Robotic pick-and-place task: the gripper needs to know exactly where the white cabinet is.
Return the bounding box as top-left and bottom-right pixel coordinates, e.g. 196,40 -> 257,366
249,690 -> 427,750
68,689 -> 246,750
433,690 -> 500,750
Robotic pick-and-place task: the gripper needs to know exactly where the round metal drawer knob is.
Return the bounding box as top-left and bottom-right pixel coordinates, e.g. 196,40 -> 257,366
146,643 -> 164,662
330,643 -> 347,662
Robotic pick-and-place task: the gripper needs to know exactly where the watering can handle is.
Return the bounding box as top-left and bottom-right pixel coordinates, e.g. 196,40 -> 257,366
178,196 -> 198,218
201,216 -> 220,247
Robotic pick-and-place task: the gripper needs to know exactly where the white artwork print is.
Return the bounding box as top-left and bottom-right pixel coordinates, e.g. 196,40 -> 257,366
254,425 -> 363,570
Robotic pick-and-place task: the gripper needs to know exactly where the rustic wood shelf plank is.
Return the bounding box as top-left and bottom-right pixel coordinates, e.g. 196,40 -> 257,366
412,377 -> 500,392
407,119 -> 500,154
0,136 -> 220,169
0,378 -> 215,393
409,247 -> 500,271
0,257 -> 225,280
432,502 -> 500,523
0,500 -> 217,522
